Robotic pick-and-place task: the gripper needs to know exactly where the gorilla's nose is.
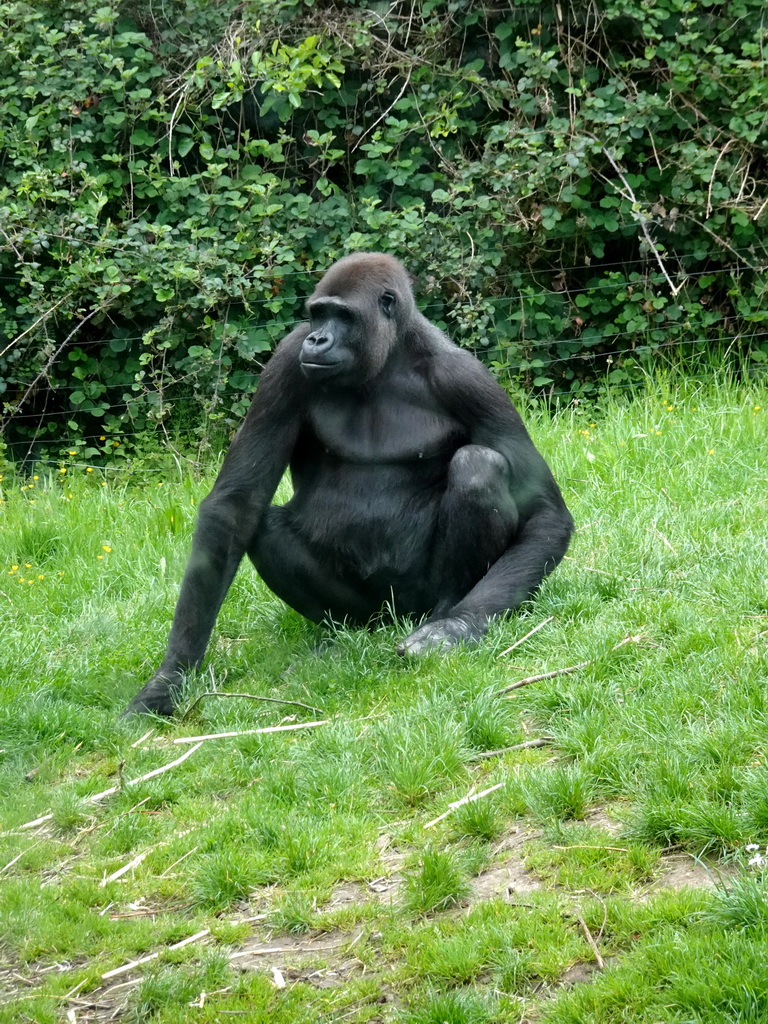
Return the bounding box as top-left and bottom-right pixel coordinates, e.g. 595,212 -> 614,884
303,332 -> 333,355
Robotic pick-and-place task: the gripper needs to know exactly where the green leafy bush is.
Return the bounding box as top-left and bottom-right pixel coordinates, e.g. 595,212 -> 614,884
1,0 -> 767,455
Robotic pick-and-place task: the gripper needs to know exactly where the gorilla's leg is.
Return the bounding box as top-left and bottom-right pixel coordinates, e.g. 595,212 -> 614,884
248,506 -> 382,625
400,445 -> 518,654
430,445 -> 518,609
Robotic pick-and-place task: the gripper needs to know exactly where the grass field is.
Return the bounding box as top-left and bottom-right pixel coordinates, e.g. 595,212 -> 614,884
0,378 -> 767,1023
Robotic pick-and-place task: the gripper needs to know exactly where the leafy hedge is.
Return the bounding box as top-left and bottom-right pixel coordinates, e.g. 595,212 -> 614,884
1,0 -> 767,456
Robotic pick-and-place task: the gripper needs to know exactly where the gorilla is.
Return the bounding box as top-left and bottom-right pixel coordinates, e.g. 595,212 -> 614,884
127,253 -> 573,715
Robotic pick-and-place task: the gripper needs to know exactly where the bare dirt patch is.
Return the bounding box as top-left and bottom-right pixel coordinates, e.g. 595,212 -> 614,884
468,825 -> 541,902
321,881 -> 372,912
583,807 -> 623,834
471,857 -> 541,901
2,831 -> 737,1022
366,844 -> 406,905
230,928 -> 361,980
50,930 -> 368,1021
558,961 -> 599,986
648,852 -> 731,892
228,929 -> 370,991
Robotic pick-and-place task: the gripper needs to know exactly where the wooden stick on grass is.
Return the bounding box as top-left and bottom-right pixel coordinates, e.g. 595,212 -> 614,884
100,844 -> 165,887
19,742 -> 204,830
498,660 -> 591,695
553,844 -> 629,853
424,781 -> 505,829
0,842 -> 42,874
182,691 -> 324,720
470,737 -> 553,760
229,941 -> 342,960
497,616 -> 554,658
86,741 -> 205,801
100,978 -> 143,995
173,720 -> 328,744
574,910 -> 606,969
63,979 -> 88,1001
100,928 -> 210,980
159,845 -> 199,878
498,635 -> 644,695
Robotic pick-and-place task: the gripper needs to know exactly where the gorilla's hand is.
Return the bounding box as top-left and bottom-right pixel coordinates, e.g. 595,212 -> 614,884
123,672 -> 181,717
397,615 -> 482,657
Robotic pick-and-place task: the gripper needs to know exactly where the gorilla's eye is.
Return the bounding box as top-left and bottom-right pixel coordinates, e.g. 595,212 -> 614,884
380,291 -> 397,318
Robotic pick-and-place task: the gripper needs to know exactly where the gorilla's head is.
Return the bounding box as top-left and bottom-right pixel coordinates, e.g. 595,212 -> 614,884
300,253 -> 416,385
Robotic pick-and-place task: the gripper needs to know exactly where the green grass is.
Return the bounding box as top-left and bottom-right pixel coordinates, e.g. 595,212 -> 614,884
0,377 -> 767,1022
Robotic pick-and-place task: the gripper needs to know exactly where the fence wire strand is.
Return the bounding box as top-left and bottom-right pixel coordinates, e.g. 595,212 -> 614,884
2,255 -> 767,465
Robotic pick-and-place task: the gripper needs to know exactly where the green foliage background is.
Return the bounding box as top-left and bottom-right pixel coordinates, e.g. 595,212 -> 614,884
1,0 -> 767,454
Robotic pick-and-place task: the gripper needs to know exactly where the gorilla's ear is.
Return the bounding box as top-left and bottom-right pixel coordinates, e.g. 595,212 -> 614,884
380,291 -> 397,319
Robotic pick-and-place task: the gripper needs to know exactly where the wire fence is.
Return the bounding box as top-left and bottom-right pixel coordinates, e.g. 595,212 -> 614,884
2,365 -> 761,460
0,237 -> 765,287
3,325 -> 765,427
2,257 -> 764,350
2,252 -> 767,468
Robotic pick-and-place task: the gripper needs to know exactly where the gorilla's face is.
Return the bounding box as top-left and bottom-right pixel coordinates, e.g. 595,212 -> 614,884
300,291 -> 398,386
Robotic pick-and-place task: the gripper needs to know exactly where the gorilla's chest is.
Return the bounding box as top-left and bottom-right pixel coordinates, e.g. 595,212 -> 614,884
307,389 -> 462,464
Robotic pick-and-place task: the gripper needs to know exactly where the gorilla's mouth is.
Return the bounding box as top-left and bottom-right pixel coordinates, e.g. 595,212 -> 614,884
300,359 -> 344,376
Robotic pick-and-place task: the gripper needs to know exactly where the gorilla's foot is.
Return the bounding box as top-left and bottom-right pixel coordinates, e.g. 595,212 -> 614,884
122,674 -> 179,717
397,616 -> 480,657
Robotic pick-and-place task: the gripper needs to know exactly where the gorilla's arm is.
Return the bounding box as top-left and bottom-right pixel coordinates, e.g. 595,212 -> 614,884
125,334 -> 306,715
401,342 -> 573,654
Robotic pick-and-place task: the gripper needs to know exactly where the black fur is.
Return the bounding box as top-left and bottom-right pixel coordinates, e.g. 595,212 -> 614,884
126,253 -> 573,716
